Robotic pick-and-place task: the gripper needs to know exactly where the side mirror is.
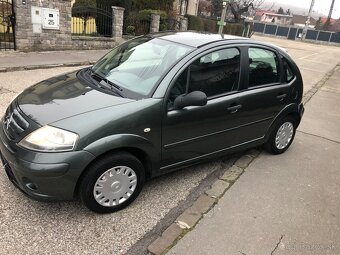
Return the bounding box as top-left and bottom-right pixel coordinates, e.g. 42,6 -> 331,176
174,91 -> 207,110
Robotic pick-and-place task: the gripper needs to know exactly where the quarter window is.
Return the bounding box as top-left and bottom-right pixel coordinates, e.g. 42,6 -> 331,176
282,58 -> 295,82
248,48 -> 279,87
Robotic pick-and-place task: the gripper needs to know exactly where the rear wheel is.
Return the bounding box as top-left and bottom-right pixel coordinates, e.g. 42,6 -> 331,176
264,116 -> 297,155
79,152 -> 145,213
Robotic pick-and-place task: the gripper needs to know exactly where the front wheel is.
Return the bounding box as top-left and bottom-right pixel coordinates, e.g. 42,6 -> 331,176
79,152 -> 145,213
264,116 -> 297,155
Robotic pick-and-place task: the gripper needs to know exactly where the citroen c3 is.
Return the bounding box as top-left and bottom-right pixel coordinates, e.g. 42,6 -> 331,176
0,32 -> 304,213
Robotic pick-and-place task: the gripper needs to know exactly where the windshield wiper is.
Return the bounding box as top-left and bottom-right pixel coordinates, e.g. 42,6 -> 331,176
89,69 -> 124,97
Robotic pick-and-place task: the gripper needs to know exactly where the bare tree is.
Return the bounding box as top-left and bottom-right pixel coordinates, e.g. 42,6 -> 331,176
324,0 -> 335,31
229,0 -> 265,22
198,0 -> 213,16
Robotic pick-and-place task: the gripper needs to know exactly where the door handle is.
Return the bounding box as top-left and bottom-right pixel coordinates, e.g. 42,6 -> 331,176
227,104 -> 242,113
276,93 -> 287,101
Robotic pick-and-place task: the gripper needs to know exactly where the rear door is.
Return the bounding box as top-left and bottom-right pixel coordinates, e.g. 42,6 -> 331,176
234,46 -> 292,144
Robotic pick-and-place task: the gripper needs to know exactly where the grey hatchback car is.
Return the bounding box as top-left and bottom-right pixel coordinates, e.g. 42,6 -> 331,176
0,32 -> 304,213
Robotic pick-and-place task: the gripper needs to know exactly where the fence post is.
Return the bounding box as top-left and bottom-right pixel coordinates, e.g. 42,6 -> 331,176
180,17 -> 188,31
150,13 -> 160,33
112,6 -> 125,38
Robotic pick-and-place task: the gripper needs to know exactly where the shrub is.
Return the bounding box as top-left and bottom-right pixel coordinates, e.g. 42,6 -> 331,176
126,25 -> 135,35
201,18 -> 217,33
186,15 -> 204,31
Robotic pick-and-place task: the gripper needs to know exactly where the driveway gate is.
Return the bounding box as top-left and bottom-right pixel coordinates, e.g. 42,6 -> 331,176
0,0 -> 16,50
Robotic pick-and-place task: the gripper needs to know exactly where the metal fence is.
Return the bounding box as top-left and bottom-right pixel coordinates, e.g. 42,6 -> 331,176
0,0 -> 15,50
124,14 -> 150,36
71,5 -> 112,37
160,17 -> 180,31
253,21 -> 340,44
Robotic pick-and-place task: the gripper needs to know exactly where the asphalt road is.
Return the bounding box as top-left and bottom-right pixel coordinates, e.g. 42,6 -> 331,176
0,66 -> 235,254
0,36 -> 339,255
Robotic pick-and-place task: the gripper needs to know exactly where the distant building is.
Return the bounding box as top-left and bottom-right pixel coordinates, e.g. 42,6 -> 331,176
292,14 -> 316,28
259,12 -> 293,25
317,17 -> 339,32
332,19 -> 340,32
186,0 -> 199,16
173,0 -> 199,16
320,17 -> 336,26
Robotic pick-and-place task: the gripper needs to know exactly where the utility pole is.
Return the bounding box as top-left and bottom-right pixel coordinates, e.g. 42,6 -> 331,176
324,0 -> 335,31
301,0 -> 315,40
218,0 -> 229,34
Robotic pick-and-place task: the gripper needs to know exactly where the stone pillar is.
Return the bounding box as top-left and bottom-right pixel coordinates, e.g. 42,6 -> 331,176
112,6 -> 125,38
150,13 -> 160,33
180,17 -> 188,31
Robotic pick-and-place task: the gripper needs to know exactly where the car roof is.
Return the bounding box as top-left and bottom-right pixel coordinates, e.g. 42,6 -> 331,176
148,31 -> 249,48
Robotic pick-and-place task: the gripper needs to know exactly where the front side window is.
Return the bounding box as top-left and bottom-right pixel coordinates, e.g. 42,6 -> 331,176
92,37 -> 193,96
189,48 -> 240,97
168,48 -> 240,109
248,48 -> 279,87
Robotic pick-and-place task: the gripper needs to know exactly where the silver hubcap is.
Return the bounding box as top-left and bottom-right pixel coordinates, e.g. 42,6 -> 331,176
93,166 -> 137,207
275,121 -> 294,150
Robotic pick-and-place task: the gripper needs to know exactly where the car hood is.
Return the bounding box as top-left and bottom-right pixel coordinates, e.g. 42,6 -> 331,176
17,70 -> 133,125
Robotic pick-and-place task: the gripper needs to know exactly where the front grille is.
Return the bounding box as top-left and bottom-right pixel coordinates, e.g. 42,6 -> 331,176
3,107 -> 29,140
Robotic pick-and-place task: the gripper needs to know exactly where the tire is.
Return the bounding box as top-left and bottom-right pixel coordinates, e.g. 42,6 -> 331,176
79,152 -> 145,213
264,116 -> 297,155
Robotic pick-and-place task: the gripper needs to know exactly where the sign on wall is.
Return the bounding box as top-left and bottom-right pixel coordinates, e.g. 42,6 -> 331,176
31,6 -> 60,32
42,8 -> 59,29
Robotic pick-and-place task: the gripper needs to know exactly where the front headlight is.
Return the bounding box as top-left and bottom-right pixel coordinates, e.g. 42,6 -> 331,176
19,126 -> 79,152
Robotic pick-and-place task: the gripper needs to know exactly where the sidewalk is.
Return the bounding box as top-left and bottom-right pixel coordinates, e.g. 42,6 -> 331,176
167,67 -> 340,255
0,49 -> 110,72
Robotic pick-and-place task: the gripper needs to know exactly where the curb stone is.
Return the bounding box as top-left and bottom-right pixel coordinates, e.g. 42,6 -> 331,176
147,149 -> 260,255
0,61 -> 96,73
302,64 -> 339,105
205,180 -> 230,198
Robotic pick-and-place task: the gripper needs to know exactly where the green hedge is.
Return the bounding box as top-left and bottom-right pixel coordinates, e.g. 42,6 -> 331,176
223,23 -> 244,36
186,15 -> 204,31
186,15 -> 253,37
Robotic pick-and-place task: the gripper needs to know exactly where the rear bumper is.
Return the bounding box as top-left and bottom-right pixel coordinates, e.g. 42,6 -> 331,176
0,120 -> 95,201
298,102 -> 304,127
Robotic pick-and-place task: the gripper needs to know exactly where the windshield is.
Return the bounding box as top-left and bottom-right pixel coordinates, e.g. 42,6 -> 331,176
91,37 -> 193,96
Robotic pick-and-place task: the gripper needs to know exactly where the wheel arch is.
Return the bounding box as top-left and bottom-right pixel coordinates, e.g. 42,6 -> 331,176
264,103 -> 301,143
74,134 -> 158,198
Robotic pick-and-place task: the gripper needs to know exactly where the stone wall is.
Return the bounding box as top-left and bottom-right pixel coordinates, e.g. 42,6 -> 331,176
15,0 -> 72,51
14,0 -> 123,51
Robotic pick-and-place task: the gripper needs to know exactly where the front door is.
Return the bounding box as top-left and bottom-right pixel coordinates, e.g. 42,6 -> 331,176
161,47 -> 244,169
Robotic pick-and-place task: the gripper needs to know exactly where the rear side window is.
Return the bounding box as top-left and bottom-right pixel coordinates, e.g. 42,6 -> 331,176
248,48 -> 279,87
282,58 -> 295,82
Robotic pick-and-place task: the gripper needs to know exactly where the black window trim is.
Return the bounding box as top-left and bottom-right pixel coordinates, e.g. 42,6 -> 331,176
281,55 -> 296,83
243,45 -> 284,91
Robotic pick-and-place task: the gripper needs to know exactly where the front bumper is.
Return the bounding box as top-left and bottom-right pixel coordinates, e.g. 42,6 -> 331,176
0,119 -> 95,201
